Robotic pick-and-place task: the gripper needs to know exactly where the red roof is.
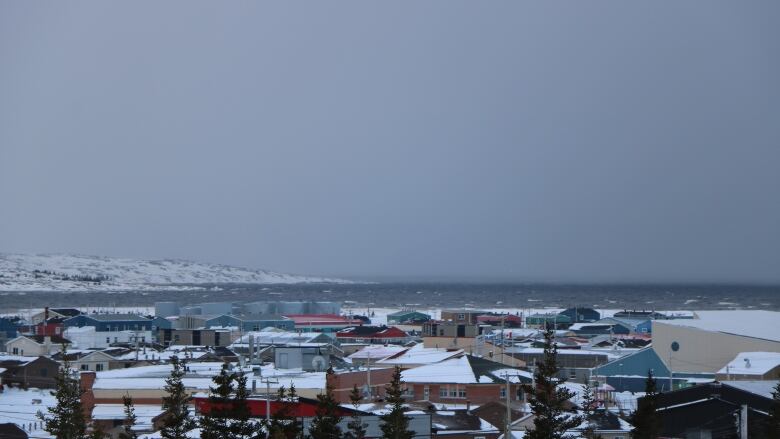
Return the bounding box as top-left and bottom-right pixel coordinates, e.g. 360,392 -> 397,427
336,326 -> 408,339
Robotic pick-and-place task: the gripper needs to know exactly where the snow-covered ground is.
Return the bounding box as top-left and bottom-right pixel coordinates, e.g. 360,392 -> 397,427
0,387 -> 55,437
0,253 -> 352,292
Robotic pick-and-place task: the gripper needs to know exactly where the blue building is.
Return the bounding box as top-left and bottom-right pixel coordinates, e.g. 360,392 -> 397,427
64,314 -> 153,331
559,307 -> 601,323
598,317 -> 652,334
0,317 -> 19,339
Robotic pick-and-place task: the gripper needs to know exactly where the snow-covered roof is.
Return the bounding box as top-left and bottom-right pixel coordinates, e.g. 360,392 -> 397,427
655,310 -> 780,342
348,345 -> 408,360
401,356 -> 531,384
402,356 -> 476,384
230,331 -> 326,347
377,344 -> 463,366
717,352 -> 780,375
93,362 -> 326,391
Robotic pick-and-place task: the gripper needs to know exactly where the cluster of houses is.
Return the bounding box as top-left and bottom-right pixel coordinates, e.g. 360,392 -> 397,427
0,304 -> 778,439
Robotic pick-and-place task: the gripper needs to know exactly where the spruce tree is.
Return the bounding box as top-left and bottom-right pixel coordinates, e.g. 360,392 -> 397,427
231,372 -> 256,439
764,381 -> 780,439
345,385 -> 367,439
160,356 -> 197,439
283,384 -> 302,439
308,368 -> 342,439
267,386 -> 289,439
266,385 -> 301,439
630,370 -> 662,439
39,353 -> 88,439
580,382 -> 600,439
118,393 -> 138,439
379,366 -> 413,439
201,363 -> 237,439
88,422 -> 107,439
524,329 -> 582,439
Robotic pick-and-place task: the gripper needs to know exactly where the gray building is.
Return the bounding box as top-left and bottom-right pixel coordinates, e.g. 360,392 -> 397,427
242,301 -> 341,315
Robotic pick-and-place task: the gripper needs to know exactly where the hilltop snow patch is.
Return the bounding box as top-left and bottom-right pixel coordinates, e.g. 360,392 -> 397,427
0,253 -> 350,292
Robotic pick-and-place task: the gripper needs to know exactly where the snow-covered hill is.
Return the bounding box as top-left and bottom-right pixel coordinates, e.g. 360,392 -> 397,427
0,254 -> 351,292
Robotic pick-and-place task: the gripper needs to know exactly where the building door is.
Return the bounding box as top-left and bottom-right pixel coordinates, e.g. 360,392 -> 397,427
423,386 -> 430,400
279,353 -> 289,369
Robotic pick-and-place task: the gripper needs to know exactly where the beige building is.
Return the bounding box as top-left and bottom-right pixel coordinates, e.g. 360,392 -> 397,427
652,311 -> 780,374
5,335 -> 70,356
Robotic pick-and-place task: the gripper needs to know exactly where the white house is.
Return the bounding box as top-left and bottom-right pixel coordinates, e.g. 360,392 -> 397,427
64,326 -> 152,349
5,335 -> 71,356
72,350 -> 115,372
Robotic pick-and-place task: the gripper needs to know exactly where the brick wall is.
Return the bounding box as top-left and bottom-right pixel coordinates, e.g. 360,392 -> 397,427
327,367 -> 396,403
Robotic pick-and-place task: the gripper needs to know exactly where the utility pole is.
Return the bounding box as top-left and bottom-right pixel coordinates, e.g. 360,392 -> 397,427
504,372 -> 512,439
500,316 -> 506,365
668,351 -> 673,392
366,350 -> 371,399
260,376 -> 278,436
740,405 -> 748,439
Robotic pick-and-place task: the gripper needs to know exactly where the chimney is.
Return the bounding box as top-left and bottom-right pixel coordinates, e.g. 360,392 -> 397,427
466,400 -> 471,413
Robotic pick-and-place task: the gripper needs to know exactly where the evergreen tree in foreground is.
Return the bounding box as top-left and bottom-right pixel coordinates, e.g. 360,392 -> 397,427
308,368 -> 342,439
379,366 -> 414,439
201,363 -> 237,439
580,381 -> 597,439
267,385 -> 302,439
524,329 -> 582,439
345,385 -> 367,439
764,381 -> 780,439
118,393 -> 138,439
160,356 -> 197,439
630,370 -> 662,439
39,351 -> 88,439
231,372 -> 256,439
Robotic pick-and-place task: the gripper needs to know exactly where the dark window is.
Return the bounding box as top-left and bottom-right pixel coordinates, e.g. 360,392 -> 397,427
457,325 -> 466,337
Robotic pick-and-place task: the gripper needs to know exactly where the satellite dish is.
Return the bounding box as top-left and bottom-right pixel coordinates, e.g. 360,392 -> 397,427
312,355 -> 327,372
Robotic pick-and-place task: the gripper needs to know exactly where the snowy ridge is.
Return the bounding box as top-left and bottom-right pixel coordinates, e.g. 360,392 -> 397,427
0,253 -> 352,292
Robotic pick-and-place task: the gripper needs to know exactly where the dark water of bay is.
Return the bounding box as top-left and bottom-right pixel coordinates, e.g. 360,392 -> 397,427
1,283 -> 779,312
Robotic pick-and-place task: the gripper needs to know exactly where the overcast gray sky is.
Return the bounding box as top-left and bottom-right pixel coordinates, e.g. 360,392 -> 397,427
1,2 -> 779,283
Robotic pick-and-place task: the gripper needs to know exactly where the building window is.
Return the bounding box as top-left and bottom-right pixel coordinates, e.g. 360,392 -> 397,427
458,388 -> 466,398
457,314 -> 465,320
106,337 -> 111,344
569,370 -> 577,379
12,347 -> 18,355
96,364 -> 104,372
81,364 -> 89,371
500,388 -> 506,398
439,387 -> 448,398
